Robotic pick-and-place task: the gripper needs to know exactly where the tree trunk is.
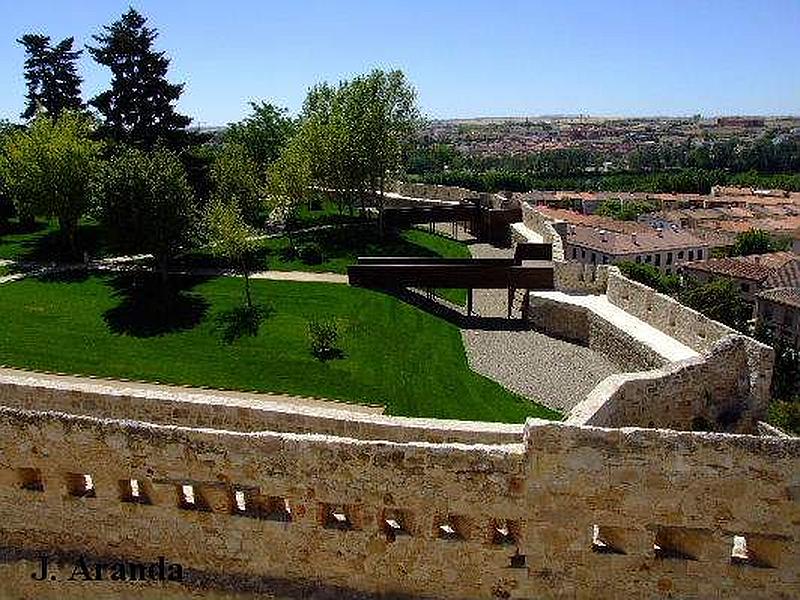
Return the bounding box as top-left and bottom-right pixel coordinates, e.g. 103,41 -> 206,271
241,256 -> 252,310
59,215 -> 79,259
159,254 -> 169,286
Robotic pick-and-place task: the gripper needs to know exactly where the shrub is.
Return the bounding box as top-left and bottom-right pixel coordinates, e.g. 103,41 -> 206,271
616,261 -> 679,294
307,317 -> 342,360
299,242 -> 323,265
768,399 -> 800,436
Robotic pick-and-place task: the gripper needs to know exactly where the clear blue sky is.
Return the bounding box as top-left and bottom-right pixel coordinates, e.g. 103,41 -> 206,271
0,0 -> 798,125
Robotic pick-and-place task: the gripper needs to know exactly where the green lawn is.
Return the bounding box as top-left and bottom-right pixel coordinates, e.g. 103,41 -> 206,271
0,274 -> 559,423
285,198 -> 368,231
262,227 -> 470,305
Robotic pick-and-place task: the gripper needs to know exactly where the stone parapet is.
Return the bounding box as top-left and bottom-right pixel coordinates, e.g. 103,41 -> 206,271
0,391 -> 796,599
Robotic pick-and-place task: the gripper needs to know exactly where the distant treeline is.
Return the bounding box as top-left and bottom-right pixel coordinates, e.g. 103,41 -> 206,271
405,168 -> 800,194
405,134 -> 800,193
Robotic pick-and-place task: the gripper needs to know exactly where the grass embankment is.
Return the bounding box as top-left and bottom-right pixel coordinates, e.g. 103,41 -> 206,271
0,274 -> 559,423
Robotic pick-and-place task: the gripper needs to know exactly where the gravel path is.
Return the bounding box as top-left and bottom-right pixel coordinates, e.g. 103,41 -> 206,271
458,236 -> 621,414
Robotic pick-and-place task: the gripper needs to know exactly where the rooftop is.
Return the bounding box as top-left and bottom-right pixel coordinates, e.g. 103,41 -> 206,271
566,223 -> 707,255
756,287 -> 800,309
681,252 -> 799,283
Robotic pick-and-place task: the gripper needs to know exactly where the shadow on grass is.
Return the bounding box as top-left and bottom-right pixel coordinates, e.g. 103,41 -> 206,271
312,347 -> 345,361
34,268 -> 91,284
2,219 -> 108,263
214,303 -> 274,344
103,272 -> 211,338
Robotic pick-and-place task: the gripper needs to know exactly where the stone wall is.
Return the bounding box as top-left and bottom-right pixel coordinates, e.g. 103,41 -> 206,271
392,182 -> 477,202
525,296 -> 666,372
0,370 -> 522,446
513,203 -> 774,429
0,380 -> 797,599
568,335 -> 756,431
605,269 -> 775,420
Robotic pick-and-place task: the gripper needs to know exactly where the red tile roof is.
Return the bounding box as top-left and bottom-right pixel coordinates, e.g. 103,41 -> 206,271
681,252 -> 799,283
566,224 -> 707,255
756,287 -> 800,309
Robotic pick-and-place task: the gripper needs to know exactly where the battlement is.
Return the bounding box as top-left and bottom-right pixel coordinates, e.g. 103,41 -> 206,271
0,373 -> 797,599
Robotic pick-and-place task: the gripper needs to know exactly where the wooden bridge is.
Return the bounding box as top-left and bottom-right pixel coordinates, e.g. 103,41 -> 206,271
347,243 -> 555,317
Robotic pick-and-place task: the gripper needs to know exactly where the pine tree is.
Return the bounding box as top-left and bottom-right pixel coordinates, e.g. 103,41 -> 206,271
88,8 -> 190,148
18,34 -> 84,120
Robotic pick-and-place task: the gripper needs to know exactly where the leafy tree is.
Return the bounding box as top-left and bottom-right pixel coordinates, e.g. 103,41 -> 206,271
18,34 -> 84,120
94,147 -> 196,281
294,69 -> 421,225
88,8 -> 190,148
0,111 -> 101,255
346,69 -> 422,229
204,197 -> 259,309
679,277 -> 751,332
616,261 -> 680,294
0,121 -> 20,227
224,102 -> 294,172
595,198 -> 655,221
731,228 -> 789,256
267,132 -> 312,229
211,142 -> 264,226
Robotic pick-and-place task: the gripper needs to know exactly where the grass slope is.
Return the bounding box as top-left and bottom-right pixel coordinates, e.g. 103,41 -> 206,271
0,274 -> 559,423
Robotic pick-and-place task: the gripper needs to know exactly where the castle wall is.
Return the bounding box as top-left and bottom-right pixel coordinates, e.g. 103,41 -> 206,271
524,296 -> 666,372
0,388 -> 797,599
392,182 -> 477,203
515,202 -> 775,429
568,335 -> 755,431
605,269 -> 775,420
0,371 -> 522,446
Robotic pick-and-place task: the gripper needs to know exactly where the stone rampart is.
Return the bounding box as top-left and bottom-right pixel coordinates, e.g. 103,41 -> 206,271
605,269 -> 775,418
525,296 -> 666,372
568,335 -> 756,431
0,370 -> 521,446
0,383 -> 797,599
392,182 -> 477,202
513,203 -> 774,429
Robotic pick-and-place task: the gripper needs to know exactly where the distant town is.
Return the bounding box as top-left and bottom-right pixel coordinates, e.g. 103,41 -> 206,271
422,115 -> 800,163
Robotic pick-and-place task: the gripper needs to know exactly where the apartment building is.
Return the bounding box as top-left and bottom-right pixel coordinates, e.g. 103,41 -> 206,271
563,224 -> 709,274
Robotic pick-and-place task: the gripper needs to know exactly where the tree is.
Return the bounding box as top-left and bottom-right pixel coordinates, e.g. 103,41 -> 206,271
679,277 -> 751,332
94,148 -> 196,281
224,102 -> 294,172
267,132 -> 312,228
0,111 -> 101,255
204,197 -> 259,309
345,69 -> 422,230
294,69 -> 421,224
18,34 -> 84,120
616,261 -> 680,294
88,8 -> 190,148
731,228 -> 789,256
210,142 -> 264,226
